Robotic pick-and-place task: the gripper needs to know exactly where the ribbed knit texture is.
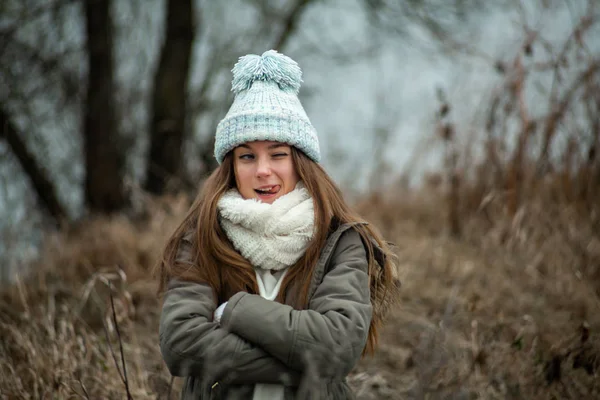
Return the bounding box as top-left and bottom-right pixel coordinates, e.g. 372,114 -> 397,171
216,182 -> 315,271
214,50 -> 320,164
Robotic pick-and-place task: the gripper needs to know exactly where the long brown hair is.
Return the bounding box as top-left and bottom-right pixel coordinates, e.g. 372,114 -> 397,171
155,147 -> 399,355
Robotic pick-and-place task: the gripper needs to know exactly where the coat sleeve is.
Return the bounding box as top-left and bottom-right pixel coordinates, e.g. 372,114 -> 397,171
219,229 -> 373,379
159,279 -> 301,385
159,232 -> 301,385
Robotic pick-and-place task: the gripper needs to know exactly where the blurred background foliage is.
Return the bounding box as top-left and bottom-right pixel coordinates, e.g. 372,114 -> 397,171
0,0 -> 598,280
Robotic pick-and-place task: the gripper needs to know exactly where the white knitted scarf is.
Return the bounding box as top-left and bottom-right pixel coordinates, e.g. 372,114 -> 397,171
217,182 -> 315,271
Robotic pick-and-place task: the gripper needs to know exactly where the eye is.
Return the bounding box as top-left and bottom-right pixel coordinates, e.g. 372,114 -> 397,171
238,153 -> 254,160
272,152 -> 288,158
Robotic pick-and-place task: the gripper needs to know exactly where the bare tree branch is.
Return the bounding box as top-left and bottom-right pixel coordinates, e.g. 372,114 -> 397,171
536,59 -> 600,174
0,36 -> 82,100
272,0 -> 313,51
0,0 -> 80,43
0,106 -> 67,222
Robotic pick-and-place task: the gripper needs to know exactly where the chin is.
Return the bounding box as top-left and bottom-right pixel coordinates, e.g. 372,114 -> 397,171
258,194 -> 280,204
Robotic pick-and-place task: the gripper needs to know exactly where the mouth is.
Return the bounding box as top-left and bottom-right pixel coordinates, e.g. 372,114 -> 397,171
254,185 -> 281,199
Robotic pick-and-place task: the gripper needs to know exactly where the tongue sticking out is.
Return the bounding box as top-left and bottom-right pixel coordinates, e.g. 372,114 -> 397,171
256,185 -> 280,195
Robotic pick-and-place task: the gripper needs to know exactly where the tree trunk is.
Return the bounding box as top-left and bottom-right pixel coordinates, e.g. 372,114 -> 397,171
83,0 -> 126,212
144,0 -> 195,195
0,108 -> 67,222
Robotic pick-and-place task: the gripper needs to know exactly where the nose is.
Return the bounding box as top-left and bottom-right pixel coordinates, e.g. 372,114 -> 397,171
256,157 -> 272,178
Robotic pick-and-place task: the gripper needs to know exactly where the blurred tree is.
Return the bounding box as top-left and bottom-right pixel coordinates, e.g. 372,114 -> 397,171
363,0 -> 490,43
83,0 -> 126,212
144,0 -> 195,195
0,107 -> 66,222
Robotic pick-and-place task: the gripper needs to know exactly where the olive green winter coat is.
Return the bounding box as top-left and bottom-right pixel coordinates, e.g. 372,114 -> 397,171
159,223 -> 384,399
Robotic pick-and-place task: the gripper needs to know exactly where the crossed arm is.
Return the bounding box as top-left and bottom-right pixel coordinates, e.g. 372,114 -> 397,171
159,279 -> 300,386
158,229 -> 372,385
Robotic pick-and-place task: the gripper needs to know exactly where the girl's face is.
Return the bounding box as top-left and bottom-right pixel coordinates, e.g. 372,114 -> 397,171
232,141 -> 300,204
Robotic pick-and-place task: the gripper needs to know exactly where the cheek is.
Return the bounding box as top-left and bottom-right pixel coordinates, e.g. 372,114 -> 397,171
234,164 -> 252,190
283,163 -> 299,184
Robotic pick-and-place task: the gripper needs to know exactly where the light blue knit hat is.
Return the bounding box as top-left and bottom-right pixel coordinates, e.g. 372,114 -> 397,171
214,50 -> 320,164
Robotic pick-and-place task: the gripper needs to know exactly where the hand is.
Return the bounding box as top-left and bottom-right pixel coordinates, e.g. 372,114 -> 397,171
213,302 -> 227,324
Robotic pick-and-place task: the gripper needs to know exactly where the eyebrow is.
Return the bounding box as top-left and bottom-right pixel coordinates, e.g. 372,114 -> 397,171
237,143 -> 288,150
268,143 -> 288,150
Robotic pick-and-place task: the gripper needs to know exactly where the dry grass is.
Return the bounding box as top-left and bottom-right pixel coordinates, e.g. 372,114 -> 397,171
1,179 -> 598,399
334,9 -> 598,398
0,194 -> 190,399
352,184 -> 600,399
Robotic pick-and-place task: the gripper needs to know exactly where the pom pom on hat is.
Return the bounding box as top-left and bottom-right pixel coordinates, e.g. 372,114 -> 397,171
231,50 -> 303,95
